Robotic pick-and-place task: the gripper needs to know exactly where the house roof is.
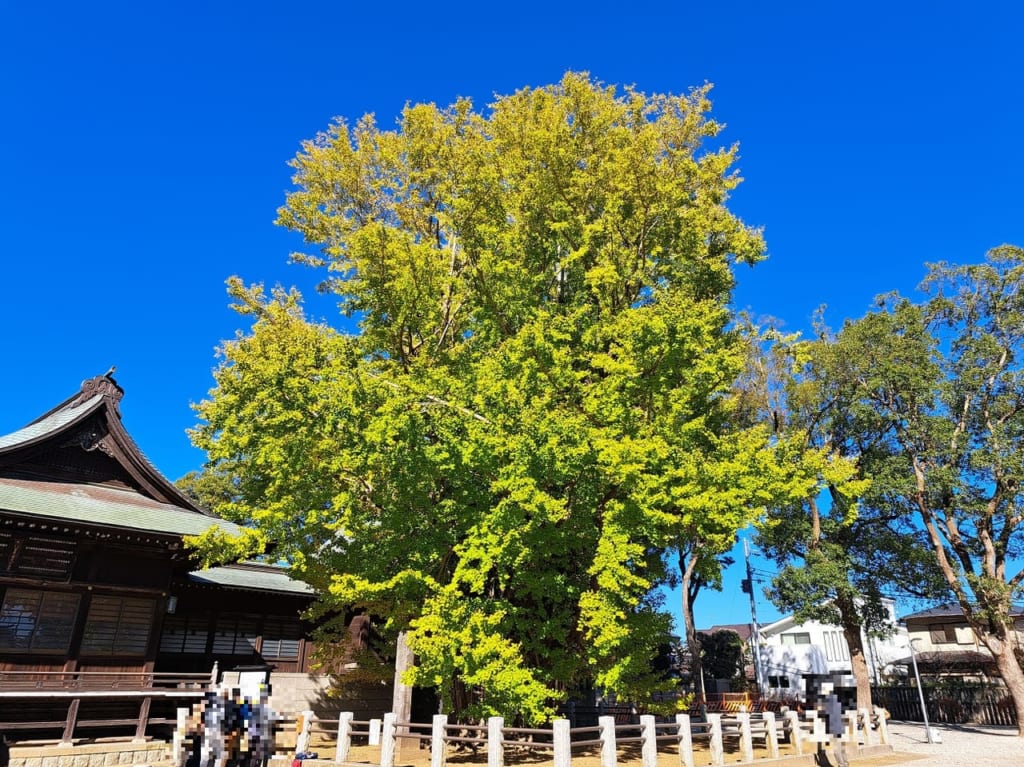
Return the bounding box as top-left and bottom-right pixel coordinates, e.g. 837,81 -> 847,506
900,603 -> 1024,622
698,623 -> 753,642
187,562 -> 314,595
891,649 -> 997,670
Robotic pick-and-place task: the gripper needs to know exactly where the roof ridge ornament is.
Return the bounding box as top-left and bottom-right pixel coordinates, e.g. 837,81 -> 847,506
76,368 -> 124,411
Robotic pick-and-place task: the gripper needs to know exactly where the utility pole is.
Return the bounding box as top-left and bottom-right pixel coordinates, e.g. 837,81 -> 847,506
742,539 -> 765,694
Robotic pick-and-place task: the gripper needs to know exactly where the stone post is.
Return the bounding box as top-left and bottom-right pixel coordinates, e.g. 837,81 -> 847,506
762,712 -> 779,759
736,713 -> 753,763
553,718 -> 571,767
381,712 -> 397,767
598,715 -> 616,767
640,714 -> 657,767
706,714 -> 724,767
296,709 -> 314,756
674,714 -> 693,767
488,716 -> 504,767
336,711 -> 354,763
431,714 -> 448,767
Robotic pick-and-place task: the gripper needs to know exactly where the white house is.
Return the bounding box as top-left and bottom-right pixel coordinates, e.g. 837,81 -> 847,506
756,599 -> 907,700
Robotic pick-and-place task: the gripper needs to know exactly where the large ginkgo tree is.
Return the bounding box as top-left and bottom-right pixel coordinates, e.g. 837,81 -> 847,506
187,73 -> 792,722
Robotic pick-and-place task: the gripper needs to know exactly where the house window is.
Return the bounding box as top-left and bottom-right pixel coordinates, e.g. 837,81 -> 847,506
212,615 -> 258,655
80,596 -> 155,655
0,588 -> 80,652
929,624 -> 957,644
160,615 -> 211,654
823,631 -> 850,661
780,632 -> 811,646
261,619 -> 302,661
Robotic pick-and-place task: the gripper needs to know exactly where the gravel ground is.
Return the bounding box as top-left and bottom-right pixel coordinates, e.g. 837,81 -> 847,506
879,720 -> 1024,767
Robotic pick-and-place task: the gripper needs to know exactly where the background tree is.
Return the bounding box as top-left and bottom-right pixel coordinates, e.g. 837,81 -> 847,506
745,330 -> 941,711
697,629 -> 746,690
188,73 -> 771,722
794,246 -> 1024,734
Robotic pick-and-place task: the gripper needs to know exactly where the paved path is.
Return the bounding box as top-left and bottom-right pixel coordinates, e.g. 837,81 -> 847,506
863,720 -> 1024,767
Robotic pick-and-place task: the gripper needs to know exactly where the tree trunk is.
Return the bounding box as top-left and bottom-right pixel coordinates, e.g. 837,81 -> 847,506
835,594 -> 873,712
986,634 -> 1024,736
680,549 -> 705,699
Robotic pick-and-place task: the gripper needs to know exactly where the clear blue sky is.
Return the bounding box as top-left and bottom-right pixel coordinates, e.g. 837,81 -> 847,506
2,1 -> 1022,632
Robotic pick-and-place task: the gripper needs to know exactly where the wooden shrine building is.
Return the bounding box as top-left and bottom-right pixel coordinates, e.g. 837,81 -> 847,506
0,372 -> 317,741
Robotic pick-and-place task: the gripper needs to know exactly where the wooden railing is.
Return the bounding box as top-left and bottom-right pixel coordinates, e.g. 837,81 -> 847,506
0,670 -> 212,692
0,669 -> 215,745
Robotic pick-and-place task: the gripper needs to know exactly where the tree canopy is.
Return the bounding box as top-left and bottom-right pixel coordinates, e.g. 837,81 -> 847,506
188,73 -> 780,722
756,246 -> 1024,733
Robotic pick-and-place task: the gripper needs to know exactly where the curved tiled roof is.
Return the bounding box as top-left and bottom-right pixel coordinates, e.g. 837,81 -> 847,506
0,477 -> 241,537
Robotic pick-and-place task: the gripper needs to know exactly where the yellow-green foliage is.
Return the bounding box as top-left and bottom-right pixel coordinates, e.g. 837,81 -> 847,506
189,73 -> 772,722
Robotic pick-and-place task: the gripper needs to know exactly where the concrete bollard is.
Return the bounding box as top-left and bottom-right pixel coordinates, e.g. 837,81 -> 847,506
706,714 -> 724,767
858,708 -> 873,747
599,715 -> 616,767
763,712 -> 779,760
873,707 -> 889,746
336,711 -> 354,763
674,714 -> 694,767
488,716 -> 504,767
381,712 -> 397,767
369,718 -> 382,746
431,714 -> 448,767
553,718 -> 571,767
844,711 -> 858,745
173,707 -> 188,767
640,715 -> 657,767
736,713 -> 753,763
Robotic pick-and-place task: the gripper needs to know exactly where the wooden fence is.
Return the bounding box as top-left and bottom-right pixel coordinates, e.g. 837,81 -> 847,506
872,684 -> 1017,727
270,706 -> 890,767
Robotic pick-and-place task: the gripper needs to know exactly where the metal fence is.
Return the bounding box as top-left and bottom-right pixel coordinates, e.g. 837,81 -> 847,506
872,684 -> 1017,726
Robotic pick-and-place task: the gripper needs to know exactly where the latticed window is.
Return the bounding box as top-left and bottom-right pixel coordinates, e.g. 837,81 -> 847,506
80,596 -> 155,655
0,533 -> 76,580
0,588 -> 80,651
261,619 -> 302,661
212,615 -> 258,655
159,615 -> 211,654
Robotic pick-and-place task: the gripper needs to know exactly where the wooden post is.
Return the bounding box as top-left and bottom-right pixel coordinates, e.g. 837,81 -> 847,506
369,718 -> 382,745
762,712 -> 779,760
134,696 -> 152,743
173,707 -> 189,767
736,713 -> 753,763
431,714 -> 448,767
784,710 -> 803,755
296,709 -> 314,755
60,697 -> 81,747
674,714 -> 693,767
640,715 -> 656,767
706,714 -> 724,767
553,718 -> 571,767
488,716 -> 504,767
381,712 -> 397,767
336,711 -> 354,763
599,715 -> 616,767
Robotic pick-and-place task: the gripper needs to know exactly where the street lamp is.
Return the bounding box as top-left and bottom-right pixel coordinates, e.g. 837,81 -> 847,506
906,637 -> 935,744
